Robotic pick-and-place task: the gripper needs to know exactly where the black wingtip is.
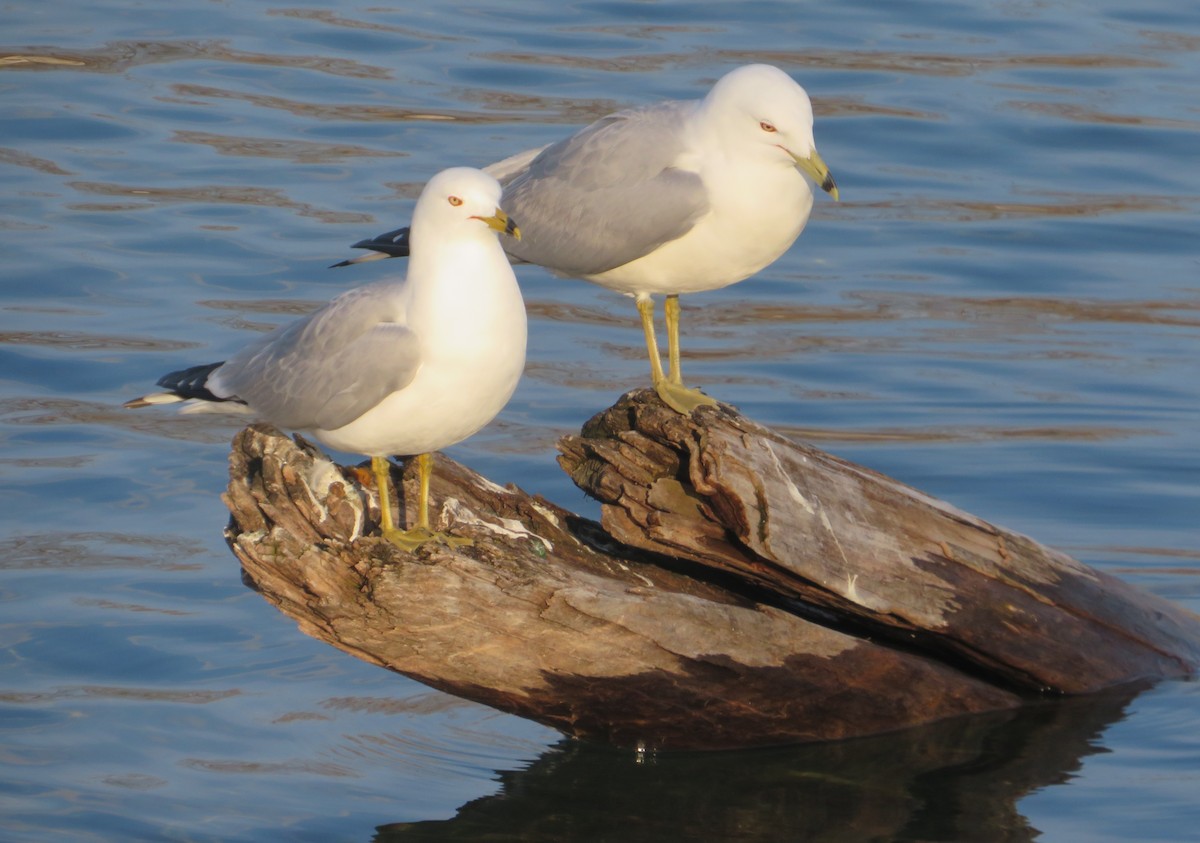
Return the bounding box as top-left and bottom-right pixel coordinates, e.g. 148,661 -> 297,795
156,361 -> 231,403
330,226 -> 413,268
355,226 -> 412,257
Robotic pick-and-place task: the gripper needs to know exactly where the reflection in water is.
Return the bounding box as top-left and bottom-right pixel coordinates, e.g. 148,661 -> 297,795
4,0 -> 1200,838
374,689 -> 1138,843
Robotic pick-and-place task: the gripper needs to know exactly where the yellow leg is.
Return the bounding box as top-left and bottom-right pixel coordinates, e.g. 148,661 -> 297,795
644,293 -> 718,414
635,293 -> 666,385
371,456 -> 398,533
373,453 -> 471,551
665,294 -> 683,385
414,451 -> 432,531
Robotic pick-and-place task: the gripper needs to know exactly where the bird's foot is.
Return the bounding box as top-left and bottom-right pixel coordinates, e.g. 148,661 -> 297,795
654,379 -> 719,415
381,527 -> 473,552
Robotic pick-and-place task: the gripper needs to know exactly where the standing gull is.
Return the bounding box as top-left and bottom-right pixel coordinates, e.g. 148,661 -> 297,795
336,64 -> 838,414
126,167 -> 526,550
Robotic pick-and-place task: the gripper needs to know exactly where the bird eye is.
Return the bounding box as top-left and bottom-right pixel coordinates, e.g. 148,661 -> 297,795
760,121 -> 777,133
448,195 -> 463,207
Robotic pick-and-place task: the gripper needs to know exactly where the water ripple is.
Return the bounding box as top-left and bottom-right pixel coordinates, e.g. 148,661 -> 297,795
265,8 -> 468,42
0,531 -> 207,571
0,146 -> 71,175
0,685 -> 238,704
0,330 -> 198,352
164,81 -> 610,125
64,181 -> 373,224
1,40 -> 391,79
171,130 -> 405,164
481,46 -> 1167,78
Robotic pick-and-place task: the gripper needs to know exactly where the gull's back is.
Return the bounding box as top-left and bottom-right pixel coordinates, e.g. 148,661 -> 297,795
501,100 -> 709,278
211,282 -> 419,433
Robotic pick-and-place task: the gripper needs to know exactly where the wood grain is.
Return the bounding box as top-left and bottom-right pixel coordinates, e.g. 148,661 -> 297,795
225,390 -> 1200,750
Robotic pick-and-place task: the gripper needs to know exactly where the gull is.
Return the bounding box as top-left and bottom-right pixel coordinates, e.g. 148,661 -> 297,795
335,64 -> 838,413
125,167 -> 526,550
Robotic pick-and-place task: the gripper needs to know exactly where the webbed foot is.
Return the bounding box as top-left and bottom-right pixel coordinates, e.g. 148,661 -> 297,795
382,527 -> 473,552
654,379 -> 719,415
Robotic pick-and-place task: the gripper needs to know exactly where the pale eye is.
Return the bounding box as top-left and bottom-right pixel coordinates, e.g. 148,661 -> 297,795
759,121 -> 777,133
448,195 -> 463,207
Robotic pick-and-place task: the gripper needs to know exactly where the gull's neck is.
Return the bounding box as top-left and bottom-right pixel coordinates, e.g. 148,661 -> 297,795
407,226 -> 519,353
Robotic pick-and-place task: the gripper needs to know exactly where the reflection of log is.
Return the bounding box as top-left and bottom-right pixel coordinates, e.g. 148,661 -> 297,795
225,390 -> 1200,751
374,687 -> 1139,843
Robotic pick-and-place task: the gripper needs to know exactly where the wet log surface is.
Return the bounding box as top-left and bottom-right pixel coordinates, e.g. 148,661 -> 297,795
225,389 -> 1200,751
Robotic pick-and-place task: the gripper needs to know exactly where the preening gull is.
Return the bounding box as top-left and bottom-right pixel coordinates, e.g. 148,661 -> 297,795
336,64 -> 838,413
126,167 -> 526,550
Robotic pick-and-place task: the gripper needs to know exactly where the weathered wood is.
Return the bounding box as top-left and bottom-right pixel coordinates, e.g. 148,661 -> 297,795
557,391 -> 1200,693
225,427 -> 1018,750
224,390 -> 1200,750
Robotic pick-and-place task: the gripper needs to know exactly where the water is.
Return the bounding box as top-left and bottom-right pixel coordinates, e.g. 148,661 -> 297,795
2,0 -> 1198,840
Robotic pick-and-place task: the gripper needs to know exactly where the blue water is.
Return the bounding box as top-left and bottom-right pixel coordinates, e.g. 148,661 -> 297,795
3,1 -> 1199,840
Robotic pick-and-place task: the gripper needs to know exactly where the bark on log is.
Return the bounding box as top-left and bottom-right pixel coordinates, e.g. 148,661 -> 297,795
224,390 -> 1200,751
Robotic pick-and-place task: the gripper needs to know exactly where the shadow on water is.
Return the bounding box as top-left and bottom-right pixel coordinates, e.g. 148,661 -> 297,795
372,687 -> 1139,843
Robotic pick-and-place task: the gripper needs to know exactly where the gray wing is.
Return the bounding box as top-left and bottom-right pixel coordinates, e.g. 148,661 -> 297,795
211,283 -> 420,432
483,144 -> 551,184
501,101 -> 709,277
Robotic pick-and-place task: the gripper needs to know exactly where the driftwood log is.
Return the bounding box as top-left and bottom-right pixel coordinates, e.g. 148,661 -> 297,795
225,390 -> 1200,751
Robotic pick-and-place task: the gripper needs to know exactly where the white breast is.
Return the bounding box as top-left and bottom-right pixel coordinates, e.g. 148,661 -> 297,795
587,159 -> 814,296
312,239 -> 527,458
